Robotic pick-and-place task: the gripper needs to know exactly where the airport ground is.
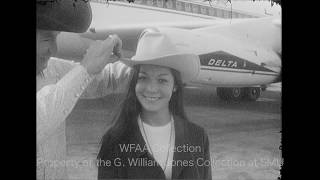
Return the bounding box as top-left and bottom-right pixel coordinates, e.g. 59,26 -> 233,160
65,83 -> 281,180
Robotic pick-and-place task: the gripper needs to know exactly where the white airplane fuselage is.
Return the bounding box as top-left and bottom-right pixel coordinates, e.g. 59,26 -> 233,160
56,22 -> 281,87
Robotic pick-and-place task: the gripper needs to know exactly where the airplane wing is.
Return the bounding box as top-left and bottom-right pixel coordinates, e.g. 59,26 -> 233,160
55,1 -> 228,60
193,16 -> 281,55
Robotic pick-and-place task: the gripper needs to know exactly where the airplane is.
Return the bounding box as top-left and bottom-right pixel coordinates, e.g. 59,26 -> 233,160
54,1 -> 281,101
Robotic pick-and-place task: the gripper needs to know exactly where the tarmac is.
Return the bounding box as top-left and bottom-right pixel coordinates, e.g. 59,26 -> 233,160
65,83 -> 281,180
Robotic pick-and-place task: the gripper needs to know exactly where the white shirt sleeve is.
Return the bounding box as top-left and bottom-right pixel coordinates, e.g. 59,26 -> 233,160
37,58 -> 132,143
80,61 -> 132,99
37,65 -> 93,143
47,57 -> 132,99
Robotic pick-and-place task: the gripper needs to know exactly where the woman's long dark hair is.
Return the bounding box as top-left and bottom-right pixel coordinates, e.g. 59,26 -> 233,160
101,65 -> 189,144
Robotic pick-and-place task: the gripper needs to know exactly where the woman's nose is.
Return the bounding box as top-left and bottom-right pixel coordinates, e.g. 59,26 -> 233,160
145,81 -> 159,92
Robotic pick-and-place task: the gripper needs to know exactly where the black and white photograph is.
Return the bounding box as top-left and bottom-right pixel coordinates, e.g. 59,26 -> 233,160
36,0 -> 282,179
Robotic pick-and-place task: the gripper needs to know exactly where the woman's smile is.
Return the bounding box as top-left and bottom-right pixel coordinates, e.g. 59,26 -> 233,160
142,95 -> 161,102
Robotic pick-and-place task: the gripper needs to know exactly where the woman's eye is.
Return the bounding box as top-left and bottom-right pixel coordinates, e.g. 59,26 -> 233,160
159,79 -> 168,83
138,76 -> 146,80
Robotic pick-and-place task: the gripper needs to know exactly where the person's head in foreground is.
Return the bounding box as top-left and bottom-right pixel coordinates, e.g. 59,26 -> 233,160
36,0 -> 92,76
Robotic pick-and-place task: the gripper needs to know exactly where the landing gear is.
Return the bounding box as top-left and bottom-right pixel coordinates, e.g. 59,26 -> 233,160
243,87 -> 261,101
216,87 -> 261,101
216,87 -> 244,101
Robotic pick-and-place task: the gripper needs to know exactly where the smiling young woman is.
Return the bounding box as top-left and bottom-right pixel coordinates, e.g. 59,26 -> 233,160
97,29 -> 212,180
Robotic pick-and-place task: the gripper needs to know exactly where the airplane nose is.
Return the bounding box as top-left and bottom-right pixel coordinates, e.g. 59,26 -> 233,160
274,69 -> 281,83
260,51 -> 281,82
260,60 -> 281,83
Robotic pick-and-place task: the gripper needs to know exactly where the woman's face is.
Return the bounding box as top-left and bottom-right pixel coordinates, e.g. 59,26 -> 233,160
36,30 -> 59,75
135,65 -> 175,113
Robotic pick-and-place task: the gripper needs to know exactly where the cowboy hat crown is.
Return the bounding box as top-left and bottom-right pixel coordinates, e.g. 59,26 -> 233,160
37,0 -> 92,33
121,29 -> 200,82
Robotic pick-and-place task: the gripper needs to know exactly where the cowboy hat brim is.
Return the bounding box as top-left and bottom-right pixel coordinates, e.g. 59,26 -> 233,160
37,0 -> 92,33
120,53 -> 200,83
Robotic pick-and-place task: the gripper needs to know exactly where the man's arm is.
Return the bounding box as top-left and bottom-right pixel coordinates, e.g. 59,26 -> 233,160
47,57 -> 132,99
81,61 -> 132,99
37,35 -> 123,143
37,65 -> 93,143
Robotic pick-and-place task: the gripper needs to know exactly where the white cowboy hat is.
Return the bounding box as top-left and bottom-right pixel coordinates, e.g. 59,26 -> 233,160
121,29 -> 200,82
37,0 -> 92,33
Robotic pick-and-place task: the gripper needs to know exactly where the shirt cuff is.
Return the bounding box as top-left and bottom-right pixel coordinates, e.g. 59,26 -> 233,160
55,64 -> 94,114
